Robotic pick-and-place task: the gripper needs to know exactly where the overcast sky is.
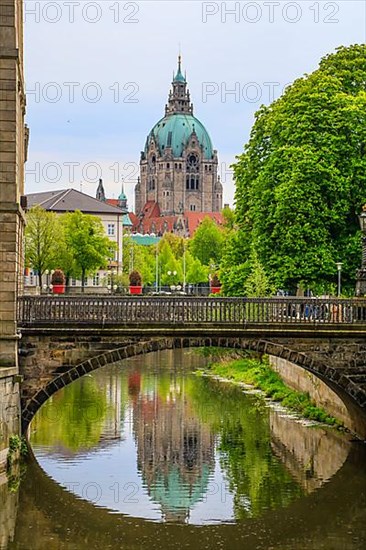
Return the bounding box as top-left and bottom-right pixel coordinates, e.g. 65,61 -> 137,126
24,0 -> 366,208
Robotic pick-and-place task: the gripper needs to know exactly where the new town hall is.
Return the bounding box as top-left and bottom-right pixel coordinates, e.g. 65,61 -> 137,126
133,56 -> 223,235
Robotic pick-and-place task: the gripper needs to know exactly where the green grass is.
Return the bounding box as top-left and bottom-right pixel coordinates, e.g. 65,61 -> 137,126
202,355 -> 342,427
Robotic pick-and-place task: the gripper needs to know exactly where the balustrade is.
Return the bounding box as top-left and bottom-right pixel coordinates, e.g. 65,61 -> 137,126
16,296 -> 366,327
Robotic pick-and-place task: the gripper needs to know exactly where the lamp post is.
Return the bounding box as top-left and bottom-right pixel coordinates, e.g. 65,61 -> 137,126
167,270 -> 177,293
108,269 -> 117,294
336,262 -> 342,297
356,206 -> 366,296
183,241 -> 186,294
155,246 -> 159,293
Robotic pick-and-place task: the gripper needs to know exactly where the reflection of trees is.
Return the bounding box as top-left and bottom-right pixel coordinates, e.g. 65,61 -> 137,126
188,377 -> 303,519
30,375 -> 118,454
132,372 -> 215,522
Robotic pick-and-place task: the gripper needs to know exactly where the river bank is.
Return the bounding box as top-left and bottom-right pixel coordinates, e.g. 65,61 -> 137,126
196,350 -> 343,428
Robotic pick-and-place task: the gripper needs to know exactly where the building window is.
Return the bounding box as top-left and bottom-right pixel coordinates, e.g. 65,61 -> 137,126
167,163 -> 170,169
72,278 -> 77,286
108,224 -> 115,236
186,153 -> 199,191
190,204 -> 196,211
174,163 -> 177,169
209,165 -> 212,171
179,163 -> 182,169
93,274 -> 100,286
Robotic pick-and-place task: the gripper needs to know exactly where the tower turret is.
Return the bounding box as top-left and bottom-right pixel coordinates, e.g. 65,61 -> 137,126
165,56 -> 193,115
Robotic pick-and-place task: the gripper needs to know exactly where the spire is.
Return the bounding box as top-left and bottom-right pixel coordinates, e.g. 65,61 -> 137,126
166,55 -> 193,115
96,178 -> 105,202
173,54 -> 186,83
118,179 -> 128,213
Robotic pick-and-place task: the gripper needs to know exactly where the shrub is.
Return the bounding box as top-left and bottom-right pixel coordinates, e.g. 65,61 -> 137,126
51,269 -> 65,285
129,270 -> 142,286
211,273 -> 221,287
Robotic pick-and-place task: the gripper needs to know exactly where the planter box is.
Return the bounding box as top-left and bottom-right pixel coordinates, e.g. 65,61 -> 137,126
52,285 -> 65,295
210,286 -> 221,294
129,285 -> 142,295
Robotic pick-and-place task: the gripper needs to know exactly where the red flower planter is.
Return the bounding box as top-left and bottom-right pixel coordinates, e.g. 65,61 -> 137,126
129,285 -> 142,295
210,286 -> 221,294
52,285 -> 65,295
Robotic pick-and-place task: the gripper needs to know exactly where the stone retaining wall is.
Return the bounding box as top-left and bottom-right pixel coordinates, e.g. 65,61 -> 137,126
269,356 -> 357,434
0,369 -> 20,473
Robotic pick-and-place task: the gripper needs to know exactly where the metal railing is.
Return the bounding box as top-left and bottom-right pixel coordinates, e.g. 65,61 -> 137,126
17,295 -> 366,327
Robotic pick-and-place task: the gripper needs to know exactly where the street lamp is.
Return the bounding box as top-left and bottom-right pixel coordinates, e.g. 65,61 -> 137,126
356,206 -> 366,296
183,241 -> 187,294
336,262 -> 342,297
108,269 -> 117,294
167,270 -> 177,293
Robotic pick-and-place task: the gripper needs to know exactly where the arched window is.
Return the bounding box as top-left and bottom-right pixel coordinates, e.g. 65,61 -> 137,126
186,153 -> 199,191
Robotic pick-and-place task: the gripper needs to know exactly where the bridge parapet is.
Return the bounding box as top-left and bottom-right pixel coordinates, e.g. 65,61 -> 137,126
17,296 -> 366,327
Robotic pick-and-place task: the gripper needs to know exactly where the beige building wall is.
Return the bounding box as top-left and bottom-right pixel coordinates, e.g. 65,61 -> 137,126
0,0 -> 27,368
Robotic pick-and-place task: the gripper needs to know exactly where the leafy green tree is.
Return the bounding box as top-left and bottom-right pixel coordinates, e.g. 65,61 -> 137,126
190,216 -> 224,266
244,249 -> 272,297
158,240 -> 182,285
185,251 -> 208,284
231,44 -> 366,294
61,211 -> 116,290
56,218 -> 79,286
25,205 -> 59,287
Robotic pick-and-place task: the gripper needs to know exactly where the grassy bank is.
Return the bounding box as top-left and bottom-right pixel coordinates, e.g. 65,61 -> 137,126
199,352 -> 341,427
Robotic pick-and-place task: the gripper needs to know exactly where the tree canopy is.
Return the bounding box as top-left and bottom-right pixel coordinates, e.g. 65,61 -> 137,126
190,216 -> 224,267
230,44 -> 366,295
62,211 -> 116,288
25,205 -> 59,287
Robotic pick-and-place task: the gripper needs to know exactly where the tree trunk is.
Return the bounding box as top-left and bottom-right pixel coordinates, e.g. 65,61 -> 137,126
81,269 -> 85,293
38,271 -> 42,291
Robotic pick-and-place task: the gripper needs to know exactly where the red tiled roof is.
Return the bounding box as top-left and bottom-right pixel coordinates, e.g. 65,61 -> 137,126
131,201 -> 223,237
184,211 -> 223,235
106,199 -> 119,207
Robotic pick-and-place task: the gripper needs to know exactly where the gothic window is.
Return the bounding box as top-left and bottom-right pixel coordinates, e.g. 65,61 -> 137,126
190,204 -> 196,211
186,153 -> 200,191
187,153 -> 199,171
148,155 -> 156,170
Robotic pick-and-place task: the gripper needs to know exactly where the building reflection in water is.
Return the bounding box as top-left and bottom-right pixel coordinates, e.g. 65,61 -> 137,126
130,370 -> 215,523
27,350 -> 354,528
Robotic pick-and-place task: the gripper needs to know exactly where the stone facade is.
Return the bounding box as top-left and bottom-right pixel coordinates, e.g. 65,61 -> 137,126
0,369 -> 20,473
0,477 -> 18,549
0,0 -> 27,369
135,57 -> 223,218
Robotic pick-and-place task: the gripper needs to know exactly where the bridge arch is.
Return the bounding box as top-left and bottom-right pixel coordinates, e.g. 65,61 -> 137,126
21,336 -> 366,438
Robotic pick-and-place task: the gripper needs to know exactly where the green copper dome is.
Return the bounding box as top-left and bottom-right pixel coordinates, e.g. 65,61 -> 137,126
145,113 -> 213,159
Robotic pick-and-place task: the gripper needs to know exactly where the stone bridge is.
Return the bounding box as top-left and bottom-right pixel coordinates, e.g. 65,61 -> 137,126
17,295 -> 366,438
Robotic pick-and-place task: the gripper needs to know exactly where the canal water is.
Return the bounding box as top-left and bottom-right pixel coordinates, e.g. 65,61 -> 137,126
2,349 -> 366,549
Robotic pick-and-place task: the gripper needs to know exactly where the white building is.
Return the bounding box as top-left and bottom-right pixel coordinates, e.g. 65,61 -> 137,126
26,187 -> 132,289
